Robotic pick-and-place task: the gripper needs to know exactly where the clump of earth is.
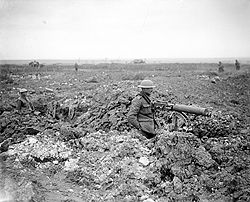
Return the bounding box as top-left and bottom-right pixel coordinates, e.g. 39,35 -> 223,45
0,63 -> 249,201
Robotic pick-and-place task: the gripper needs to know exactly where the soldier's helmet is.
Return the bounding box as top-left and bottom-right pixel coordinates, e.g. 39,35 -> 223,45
138,80 -> 155,88
19,88 -> 28,93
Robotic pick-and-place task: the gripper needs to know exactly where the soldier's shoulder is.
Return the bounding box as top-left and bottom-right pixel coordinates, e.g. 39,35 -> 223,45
132,95 -> 143,102
134,94 -> 143,100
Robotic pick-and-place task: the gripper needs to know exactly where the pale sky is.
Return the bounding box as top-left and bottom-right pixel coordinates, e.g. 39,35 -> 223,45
0,0 -> 250,60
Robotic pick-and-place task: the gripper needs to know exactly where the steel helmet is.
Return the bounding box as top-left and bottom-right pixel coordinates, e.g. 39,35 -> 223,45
138,80 -> 155,88
19,88 -> 28,93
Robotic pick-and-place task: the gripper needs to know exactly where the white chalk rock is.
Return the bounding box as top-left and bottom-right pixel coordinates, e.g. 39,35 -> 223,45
143,198 -> 155,202
64,158 -> 79,171
28,137 -> 38,144
139,156 -> 150,166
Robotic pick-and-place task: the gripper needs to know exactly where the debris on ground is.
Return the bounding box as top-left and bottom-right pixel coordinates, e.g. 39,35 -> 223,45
0,63 -> 249,201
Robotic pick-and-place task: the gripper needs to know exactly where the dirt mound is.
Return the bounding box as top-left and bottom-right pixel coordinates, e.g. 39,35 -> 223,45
208,73 -> 250,118
4,130 -> 152,201
191,111 -> 245,138
4,129 -> 249,201
145,131 -> 250,201
0,111 -> 44,152
74,81 -> 138,131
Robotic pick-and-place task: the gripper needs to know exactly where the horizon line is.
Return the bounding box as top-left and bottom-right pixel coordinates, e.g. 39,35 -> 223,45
1,57 -> 250,61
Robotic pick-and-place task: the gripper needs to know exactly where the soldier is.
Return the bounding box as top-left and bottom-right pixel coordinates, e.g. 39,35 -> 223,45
74,63 -> 79,72
127,80 -> 158,139
16,88 -> 34,111
218,61 -> 224,73
235,60 -> 240,70
34,60 -> 40,68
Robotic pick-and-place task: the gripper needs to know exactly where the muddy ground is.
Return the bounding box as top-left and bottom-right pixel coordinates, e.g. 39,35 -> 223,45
0,62 -> 250,202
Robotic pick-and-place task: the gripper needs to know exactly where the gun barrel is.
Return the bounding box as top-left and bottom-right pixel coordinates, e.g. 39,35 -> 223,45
172,104 -> 210,116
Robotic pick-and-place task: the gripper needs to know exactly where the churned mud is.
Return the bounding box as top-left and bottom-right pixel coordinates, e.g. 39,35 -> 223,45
0,63 -> 249,201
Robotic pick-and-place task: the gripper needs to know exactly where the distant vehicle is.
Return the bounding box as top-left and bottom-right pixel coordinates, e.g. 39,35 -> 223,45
132,59 -> 146,64
29,60 -> 40,68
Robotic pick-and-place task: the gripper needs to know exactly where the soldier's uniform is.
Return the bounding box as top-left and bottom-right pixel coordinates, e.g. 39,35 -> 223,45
16,97 -> 33,111
218,62 -> 224,73
16,89 -> 34,111
235,60 -> 240,70
74,63 -> 79,71
128,93 -> 157,139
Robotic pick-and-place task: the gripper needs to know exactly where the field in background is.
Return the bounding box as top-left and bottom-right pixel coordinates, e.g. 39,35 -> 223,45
1,57 -> 250,65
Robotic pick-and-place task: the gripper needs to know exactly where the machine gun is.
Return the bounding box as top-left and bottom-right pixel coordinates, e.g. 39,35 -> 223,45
153,101 -> 212,131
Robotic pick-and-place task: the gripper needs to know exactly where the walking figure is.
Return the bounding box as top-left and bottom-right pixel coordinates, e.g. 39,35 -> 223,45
218,61 -> 224,73
74,63 -> 79,72
235,60 -> 240,70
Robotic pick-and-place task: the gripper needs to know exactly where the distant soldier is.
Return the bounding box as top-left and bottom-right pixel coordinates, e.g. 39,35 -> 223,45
235,60 -> 240,70
34,60 -> 40,68
74,63 -> 79,72
16,88 -> 34,111
218,61 -> 224,73
28,61 -> 34,67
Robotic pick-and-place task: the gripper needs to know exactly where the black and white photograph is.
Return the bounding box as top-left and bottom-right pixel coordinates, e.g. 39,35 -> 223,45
0,0 -> 250,201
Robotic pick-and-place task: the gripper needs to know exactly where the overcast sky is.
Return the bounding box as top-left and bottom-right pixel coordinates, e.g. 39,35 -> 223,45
0,0 -> 250,60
